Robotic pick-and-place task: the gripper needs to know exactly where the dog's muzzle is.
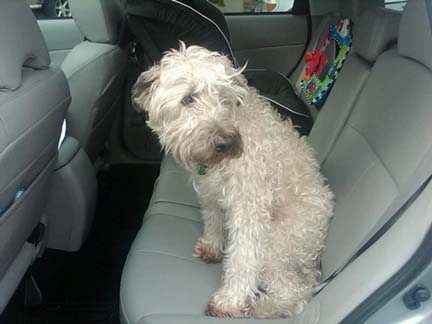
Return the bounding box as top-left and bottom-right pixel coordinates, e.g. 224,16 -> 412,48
212,128 -> 243,159
215,136 -> 237,153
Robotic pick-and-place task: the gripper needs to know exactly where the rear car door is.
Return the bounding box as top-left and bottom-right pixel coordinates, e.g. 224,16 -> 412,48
226,0 -> 309,74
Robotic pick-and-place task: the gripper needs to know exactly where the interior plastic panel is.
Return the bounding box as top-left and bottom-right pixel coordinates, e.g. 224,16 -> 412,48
226,14 -> 308,74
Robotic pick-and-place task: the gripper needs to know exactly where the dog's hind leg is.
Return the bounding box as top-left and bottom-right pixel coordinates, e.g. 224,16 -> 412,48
251,269 -> 316,318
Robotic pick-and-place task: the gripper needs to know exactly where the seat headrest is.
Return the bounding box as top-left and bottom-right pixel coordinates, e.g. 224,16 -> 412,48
353,8 -> 401,64
70,0 -> 126,44
399,0 -> 432,70
0,0 -> 50,91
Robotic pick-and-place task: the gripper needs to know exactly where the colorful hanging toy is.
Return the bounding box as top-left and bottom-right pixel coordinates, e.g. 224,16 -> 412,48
300,19 -> 352,108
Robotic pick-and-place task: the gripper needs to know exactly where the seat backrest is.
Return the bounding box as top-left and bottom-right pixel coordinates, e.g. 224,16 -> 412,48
310,7 -> 401,165
318,0 -> 432,280
62,0 -> 128,162
0,0 -> 70,312
125,0 -> 236,67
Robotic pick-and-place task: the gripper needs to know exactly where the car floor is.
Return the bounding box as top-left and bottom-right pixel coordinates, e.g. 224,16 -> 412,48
1,163 -> 160,324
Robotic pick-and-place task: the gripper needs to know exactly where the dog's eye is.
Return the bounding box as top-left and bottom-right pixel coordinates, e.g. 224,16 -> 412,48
181,95 -> 194,106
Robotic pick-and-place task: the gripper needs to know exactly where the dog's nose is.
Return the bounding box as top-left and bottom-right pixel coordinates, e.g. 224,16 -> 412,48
215,137 -> 235,153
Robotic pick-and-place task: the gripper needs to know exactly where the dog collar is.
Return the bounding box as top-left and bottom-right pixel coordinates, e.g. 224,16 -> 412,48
196,164 -> 207,175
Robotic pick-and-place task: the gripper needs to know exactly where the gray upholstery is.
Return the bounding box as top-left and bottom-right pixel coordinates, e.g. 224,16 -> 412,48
0,0 -> 50,90
119,4 -> 432,324
69,0 -> 126,44
0,0 -> 70,313
309,8 -> 400,163
321,0 -> 432,277
63,0 -> 128,161
320,48 -> 432,276
353,8 -> 400,63
398,0 -> 432,70
308,51 -> 370,164
46,137 -> 98,252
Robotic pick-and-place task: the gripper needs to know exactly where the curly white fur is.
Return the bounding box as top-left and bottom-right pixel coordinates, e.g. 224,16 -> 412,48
132,43 -> 334,319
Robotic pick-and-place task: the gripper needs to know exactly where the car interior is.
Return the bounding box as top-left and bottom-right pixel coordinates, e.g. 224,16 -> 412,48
1,0 -> 432,323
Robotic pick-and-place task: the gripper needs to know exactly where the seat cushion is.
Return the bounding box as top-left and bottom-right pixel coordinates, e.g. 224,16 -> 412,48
121,209 -> 311,324
159,153 -> 186,174
120,210 -> 222,324
150,154 -> 200,212
147,153 -> 200,220
150,171 -> 199,207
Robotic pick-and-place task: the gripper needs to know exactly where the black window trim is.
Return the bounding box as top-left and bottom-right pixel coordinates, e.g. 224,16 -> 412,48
221,0 -> 309,16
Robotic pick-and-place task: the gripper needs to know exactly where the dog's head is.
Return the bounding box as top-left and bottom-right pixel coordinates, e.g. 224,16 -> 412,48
132,43 -> 246,170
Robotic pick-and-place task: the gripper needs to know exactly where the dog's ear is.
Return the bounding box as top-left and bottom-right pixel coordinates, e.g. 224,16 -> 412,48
226,62 -> 248,107
231,62 -> 248,86
131,65 -> 161,112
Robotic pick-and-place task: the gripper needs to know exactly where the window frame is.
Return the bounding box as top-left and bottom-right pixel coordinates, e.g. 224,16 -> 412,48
216,0 -> 309,16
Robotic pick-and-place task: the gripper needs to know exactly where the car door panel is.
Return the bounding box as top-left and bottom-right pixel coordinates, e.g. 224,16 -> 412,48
37,19 -> 83,66
227,14 -> 308,74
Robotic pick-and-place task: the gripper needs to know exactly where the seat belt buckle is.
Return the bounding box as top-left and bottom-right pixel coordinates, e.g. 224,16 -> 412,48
27,223 -> 45,246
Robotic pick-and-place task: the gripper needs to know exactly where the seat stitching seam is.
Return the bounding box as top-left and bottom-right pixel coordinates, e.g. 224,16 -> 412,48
63,45 -> 119,79
0,70 -> 65,141
320,66 -> 370,166
0,96 -> 70,154
0,137 -> 58,202
135,313 -> 225,323
336,158 -> 379,210
0,69 -> 62,106
145,211 -> 203,224
149,198 -> 199,207
347,122 -> 400,191
129,250 -> 205,265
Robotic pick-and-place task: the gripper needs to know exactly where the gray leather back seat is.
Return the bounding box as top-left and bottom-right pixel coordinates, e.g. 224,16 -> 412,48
62,0 -> 128,162
120,3 -> 432,324
0,0 -> 70,313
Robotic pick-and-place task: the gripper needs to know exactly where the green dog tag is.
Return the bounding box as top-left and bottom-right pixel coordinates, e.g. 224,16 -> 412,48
196,165 -> 207,175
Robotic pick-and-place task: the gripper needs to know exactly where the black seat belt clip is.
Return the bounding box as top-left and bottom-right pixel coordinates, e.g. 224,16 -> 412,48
27,223 -> 45,246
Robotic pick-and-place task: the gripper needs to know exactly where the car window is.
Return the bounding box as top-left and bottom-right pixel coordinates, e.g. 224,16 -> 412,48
28,0 -> 72,19
384,0 -> 407,11
210,0 -> 294,13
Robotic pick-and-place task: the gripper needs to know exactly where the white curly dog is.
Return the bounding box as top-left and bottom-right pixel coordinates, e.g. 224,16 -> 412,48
132,43 -> 334,319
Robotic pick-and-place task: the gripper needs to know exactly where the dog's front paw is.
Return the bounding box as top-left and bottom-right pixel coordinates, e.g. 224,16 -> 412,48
206,292 -> 252,318
193,239 -> 223,263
